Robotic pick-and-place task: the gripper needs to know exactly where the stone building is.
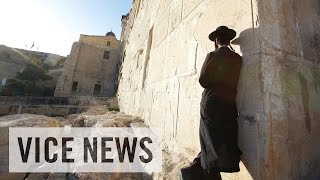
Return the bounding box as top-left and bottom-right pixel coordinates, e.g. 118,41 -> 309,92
54,32 -> 122,97
117,0 -> 320,179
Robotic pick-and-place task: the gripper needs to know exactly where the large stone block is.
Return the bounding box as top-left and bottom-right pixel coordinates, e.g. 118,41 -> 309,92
156,0 -> 173,18
182,0 -> 204,19
168,0 -> 183,33
145,45 -> 166,83
154,7 -> 170,47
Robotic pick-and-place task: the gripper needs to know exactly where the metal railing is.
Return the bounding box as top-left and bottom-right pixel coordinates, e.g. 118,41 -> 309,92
0,96 -> 113,106
0,96 -> 119,117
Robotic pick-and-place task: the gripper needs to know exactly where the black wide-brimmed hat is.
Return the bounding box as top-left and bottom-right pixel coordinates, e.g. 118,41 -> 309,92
209,26 -> 236,41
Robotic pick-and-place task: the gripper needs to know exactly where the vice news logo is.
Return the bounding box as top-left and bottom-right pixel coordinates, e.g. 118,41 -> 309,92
9,127 -> 162,172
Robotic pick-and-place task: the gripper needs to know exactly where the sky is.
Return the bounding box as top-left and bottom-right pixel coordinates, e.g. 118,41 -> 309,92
0,0 -> 132,56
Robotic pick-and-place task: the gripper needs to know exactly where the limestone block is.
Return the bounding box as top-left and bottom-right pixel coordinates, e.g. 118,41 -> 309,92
165,25 -> 199,77
168,0 -> 183,33
72,111 -> 140,128
258,0 -> 320,61
176,75 -> 202,151
149,86 -> 169,129
154,7 -> 170,47
156,0 -> 173,18
261,54 -> 284,96
182,0 -> 204,19
145,45 -> 166,84
237,54 -> 262,115
136,90 -> 153,122
165,28 -> 184,77
161,77 -> 180,141
256,1 -> 282,51
271,0 -> 301,56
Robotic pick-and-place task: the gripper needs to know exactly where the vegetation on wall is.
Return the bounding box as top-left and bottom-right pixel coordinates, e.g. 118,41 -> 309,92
0,55 -> 55,97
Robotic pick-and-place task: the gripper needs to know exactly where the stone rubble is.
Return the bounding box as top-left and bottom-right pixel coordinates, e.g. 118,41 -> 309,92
0,114 -> 61,180
0,108 -> 196,180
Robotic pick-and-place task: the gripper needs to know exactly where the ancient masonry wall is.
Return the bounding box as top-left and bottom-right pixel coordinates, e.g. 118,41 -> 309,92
118,0 -> 320,179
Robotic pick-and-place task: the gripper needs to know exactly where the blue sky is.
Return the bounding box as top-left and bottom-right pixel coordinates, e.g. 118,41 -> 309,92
0,0 -> 132,56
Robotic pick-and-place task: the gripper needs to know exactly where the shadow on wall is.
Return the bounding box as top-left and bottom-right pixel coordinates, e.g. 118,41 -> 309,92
232,27 -> 261,180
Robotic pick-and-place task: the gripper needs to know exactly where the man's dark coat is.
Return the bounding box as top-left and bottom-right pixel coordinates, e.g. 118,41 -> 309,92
199,46 -> 242,172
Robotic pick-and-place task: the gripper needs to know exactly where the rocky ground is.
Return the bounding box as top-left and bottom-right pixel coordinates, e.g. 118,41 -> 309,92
0,106 -> 190,180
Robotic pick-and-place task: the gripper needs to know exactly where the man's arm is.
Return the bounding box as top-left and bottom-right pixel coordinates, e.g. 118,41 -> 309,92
199,52 -> 225,89
199,52 -> 215,88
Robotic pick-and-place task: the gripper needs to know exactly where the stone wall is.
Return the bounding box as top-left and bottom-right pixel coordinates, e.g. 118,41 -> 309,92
254,1 -> 320,179
54,35 -> 122,97
118,0 -> 320,179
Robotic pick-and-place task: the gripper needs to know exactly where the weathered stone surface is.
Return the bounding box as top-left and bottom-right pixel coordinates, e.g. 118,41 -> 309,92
72,111 -> 142,128
119,0 -> 320,179
118,0 -> 259,179
0,114 -> 60,146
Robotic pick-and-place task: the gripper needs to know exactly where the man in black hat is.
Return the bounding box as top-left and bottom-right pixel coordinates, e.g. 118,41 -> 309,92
180,26 -> 242,180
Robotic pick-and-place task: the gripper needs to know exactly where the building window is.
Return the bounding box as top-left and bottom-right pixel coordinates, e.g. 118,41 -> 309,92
103,51 -> 110,60
93,84 -> 102,95
72,81 -> 78,92
107,41 -> 111,46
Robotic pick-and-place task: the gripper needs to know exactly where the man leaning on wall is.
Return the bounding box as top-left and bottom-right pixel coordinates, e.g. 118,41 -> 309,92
180,26 -> 243,180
